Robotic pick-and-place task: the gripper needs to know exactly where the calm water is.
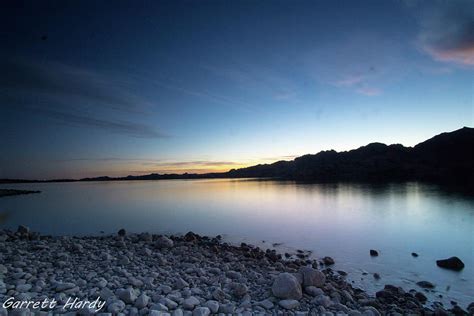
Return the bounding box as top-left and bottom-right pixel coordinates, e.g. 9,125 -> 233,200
0,179 -> 473,307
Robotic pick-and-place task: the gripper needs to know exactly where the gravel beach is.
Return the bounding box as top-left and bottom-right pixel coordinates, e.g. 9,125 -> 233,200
0,228 -> 471,316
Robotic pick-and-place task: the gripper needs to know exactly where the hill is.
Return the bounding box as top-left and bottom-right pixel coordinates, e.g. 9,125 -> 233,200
1,127 -> 473,187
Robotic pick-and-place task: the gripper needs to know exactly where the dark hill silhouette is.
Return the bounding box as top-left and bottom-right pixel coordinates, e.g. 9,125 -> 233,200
226,127 -> 474,185
1,127 -> 473,187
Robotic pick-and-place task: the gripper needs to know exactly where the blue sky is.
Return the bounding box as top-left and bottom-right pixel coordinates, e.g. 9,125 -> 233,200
0,0 -> 472,179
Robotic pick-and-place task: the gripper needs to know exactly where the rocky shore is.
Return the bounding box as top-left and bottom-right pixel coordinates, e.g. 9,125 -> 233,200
0,228 -> 472,316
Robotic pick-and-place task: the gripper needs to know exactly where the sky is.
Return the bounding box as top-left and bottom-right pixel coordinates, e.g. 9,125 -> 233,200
0,0 -> 473,179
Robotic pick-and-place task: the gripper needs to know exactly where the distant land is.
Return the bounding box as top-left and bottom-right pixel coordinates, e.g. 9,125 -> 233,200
2,127 -> 473,188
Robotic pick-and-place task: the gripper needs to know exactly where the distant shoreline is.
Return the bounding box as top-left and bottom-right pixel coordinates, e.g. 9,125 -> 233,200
0,189 -> 41,198
1,127 -> 472,189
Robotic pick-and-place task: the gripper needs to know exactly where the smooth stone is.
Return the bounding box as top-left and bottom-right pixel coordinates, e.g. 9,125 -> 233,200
370,250 -> 379,257
117,288 -> 138,304
322,256 -> 335,265
172,309 -> 184,316
135,294 -> 150,308
230,282 -> 248,297
150,303 -> 169,312
55,282 -> 76,291
417,281 -> 435,289
174,277 -> 189,290
17,225 -> 30,234
182,296 -> 200,310
156,236 -> 174,249
258,299 -> 274,309
192,307 -> 210,316
204,300 -> 219,313
107,300 -> 126,314
298,266 -> 326,287
278,299 -> 300,310
305,286 -> 324,297
436,257 -> 465,271
218,303 -> 235,314
271,272 -> 302,300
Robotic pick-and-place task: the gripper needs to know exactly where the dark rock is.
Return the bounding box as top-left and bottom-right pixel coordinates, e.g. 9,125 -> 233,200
436,257 -> 465,271
370,249 -> 379,257
412,252 -> 419,257
417,281 -> 435,289
17,225 -> 30,235
322,256 -> 335,265
415,292 -> 427,303
184,231 -> 198,242
118,228 -> 126,236
373,273 -> 380,280
449,305 -> 467,316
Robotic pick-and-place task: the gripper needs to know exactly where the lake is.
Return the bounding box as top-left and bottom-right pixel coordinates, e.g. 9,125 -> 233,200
0,179 -> 472,308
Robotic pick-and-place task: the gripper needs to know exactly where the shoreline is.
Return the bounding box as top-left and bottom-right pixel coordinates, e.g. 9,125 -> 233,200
0,228 -> 471,315
0,189 -> 41,198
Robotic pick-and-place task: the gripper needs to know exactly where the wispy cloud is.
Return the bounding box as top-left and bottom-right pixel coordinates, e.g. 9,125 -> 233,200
201,63 -> 302,103
305,31 -> 403,97
34,108 -> 168,138
355,87 -> 382,96
1,58 -> 166,138
333,74 -> 381,96
413,0 -> 474,66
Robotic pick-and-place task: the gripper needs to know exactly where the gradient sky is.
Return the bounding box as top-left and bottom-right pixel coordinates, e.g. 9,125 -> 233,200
1,0 -> 473,179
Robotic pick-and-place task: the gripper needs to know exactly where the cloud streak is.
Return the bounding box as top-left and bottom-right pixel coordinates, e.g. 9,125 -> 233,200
415,0 -> 474,66
1,58 -> 166,138
35,108 -> 167,138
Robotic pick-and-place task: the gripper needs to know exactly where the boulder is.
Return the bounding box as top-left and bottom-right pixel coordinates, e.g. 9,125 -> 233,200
416,281 -> 435,289
192,307 -> 210,316
135,294 -> 150,308
182,296 -> 200,310
370,249 -> 379,257
298,266 -> 326,287
436,257 -> 464,271
155,236 -> 174,249
322,256 -> 335,265
17,225 -> 30,235
278,299 -> 299,310
271,272 -> 302,300
117,288 -> 138,304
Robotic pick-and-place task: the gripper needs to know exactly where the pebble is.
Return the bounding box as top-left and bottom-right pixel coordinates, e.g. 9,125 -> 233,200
0,229 -> 467,315
279,299 -> 300,309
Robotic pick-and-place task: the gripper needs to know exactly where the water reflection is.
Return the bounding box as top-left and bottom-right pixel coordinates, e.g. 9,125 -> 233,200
0,179 -> 472,307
